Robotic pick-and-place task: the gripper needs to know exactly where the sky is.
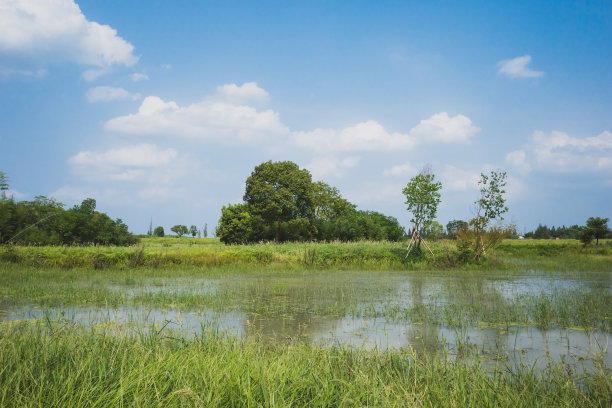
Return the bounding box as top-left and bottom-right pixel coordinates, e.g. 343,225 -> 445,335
1,0 -> 611,235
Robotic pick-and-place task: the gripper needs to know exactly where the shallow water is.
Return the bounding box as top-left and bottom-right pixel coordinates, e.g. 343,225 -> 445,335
1,271 -> 610,372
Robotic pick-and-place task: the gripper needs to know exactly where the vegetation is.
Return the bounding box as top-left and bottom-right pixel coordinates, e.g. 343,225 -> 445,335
458,171 -> 512,260
402,167 -> 442,250
153,226 -> 165,237
217,161 -> 405,244
2,320 -> 609,407
0,196 -> 136,246
170,224 -> 188,237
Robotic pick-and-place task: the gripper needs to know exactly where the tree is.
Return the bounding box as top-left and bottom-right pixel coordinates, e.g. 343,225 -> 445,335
312,181 -> 355,220
244,161 -> 314,242
402,167 -> 442,251
153,226 -> 165,237
216,203 -> 264,244
458,170 -> 510,260
171,224 -> 188,237
189,225 -> 198,237
203,223 -> 208,238
446,219 -> 468,239
472,171 -> 508,232
584,217 -> 609,245
0,171 -> 8,197
425,221 -> 444,240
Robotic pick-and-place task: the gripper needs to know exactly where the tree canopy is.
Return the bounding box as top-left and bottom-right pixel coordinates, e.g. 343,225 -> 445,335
217,161 -> 405,244
402,169 -> 442,234
0,196 -> 136,245
244,161 -> 314,242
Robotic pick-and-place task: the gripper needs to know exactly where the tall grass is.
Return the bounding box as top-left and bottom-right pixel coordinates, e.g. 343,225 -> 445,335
2,237 -> 611,271
0,320 -> 609,407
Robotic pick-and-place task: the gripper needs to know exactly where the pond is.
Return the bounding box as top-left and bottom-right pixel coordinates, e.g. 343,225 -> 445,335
1,270 -> 610,373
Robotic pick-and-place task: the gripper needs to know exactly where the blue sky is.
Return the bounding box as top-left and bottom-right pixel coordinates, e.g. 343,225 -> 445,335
1,0 -> 611,234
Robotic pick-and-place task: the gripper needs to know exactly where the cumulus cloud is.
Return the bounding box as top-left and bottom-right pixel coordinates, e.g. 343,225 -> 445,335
216,82 -> 269,104
505,150 -> 532,175
530,130 -> 612,172
131,72 -> 148,82
292,113 -> 479,153
105,86 -> 288,143
306,155 -> 360,179
383,162 -> 416,177
86,86 -> 140,102
497,55 -> 544,79
69,144 -> 178,181
0,0 -> 138,77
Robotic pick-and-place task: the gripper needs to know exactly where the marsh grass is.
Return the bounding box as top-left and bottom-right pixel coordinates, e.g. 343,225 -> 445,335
0,320 -> 609,407
1,265 -> 610,331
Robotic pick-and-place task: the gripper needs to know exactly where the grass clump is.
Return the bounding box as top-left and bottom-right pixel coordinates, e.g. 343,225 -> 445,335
0,320 -> 609,407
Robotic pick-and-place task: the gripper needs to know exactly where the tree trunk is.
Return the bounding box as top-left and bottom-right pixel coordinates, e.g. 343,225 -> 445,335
275,220 -> 281,242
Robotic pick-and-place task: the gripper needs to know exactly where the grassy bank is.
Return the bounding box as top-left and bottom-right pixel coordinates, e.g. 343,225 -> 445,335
1,237 -> 611,271
1,320 -> 609,407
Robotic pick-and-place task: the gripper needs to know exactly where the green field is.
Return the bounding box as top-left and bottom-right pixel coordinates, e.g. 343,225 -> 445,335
1,238 -> 611,406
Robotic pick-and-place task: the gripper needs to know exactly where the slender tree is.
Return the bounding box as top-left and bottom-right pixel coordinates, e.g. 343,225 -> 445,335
402,167 -> 442,252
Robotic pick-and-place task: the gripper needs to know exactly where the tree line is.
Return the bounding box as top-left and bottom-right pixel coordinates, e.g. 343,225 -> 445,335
216,161 -> 405,244
0,196 -> 137,246
524,218 -> 610,244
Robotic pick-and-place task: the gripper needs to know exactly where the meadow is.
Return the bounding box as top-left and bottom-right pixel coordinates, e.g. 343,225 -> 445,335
0,238 -> 611,406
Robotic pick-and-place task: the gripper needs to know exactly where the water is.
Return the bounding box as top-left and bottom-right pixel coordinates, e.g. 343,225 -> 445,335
1,271 -> 610,372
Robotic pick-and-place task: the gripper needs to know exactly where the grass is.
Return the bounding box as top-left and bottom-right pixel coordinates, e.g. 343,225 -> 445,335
1,238 -> 611,406
1,263 -> 611,331
1,237 -> 611,271
0,320 -> 610,407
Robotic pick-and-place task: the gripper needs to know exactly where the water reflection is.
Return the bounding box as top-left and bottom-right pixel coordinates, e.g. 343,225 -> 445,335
1,271 -> 610,373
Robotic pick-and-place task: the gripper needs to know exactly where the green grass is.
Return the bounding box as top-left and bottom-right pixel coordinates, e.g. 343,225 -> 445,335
2,237 -> 611,271
1,238 -> 611,406
0,320 -> 609,407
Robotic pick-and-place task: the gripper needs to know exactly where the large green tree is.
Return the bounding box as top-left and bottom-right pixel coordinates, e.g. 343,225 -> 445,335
244,161 -> 314,242
402,168 -> 442,249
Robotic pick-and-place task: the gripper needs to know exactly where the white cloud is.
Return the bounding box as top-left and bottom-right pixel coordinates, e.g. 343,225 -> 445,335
131,72 -> 148,82
292,113 -> 479,153
306,155 -> 360,179
409,113 -> 479,143
70,144 -> 177,169
505,150 -> 532,175
105,89 -> 288,142
441,165 -> 480,192
216,82 -> 269,104
497,55 -> 544,79
0,0 -> 138,77
86,86 -> 140,102
383,162 -> 416,177
530,130 -> 612,172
